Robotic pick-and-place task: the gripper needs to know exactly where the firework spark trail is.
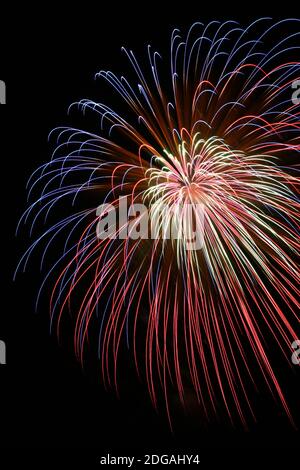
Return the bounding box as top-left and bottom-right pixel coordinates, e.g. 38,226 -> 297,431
16,18 -> 300,428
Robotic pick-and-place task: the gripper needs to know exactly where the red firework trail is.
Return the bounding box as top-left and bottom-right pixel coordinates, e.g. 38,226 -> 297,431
16,19 -> 300,429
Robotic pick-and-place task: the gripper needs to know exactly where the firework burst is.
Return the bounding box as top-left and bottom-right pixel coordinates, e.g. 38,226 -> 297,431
17,19 -> 300,428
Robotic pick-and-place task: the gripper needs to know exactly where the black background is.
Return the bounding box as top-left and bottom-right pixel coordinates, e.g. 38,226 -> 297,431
1,3 -> 299,465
